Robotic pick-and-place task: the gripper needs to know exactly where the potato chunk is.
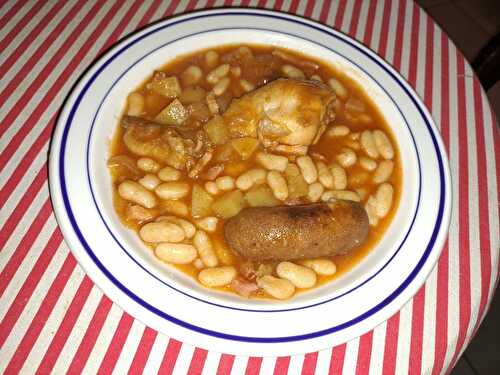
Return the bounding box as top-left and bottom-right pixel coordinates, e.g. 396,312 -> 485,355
191,185 -> 214,218
230,137 -> 259,160
147,72 -> 181,98
204,115 -> 230,145
155,99 -> 187,126
244,185 -> 280,207
212,190 -> 244,218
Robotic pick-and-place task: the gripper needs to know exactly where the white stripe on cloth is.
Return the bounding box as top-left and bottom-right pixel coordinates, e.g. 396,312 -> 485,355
0,0 -> 35,38
171,343 -> 195,375
141,334 -> 173,375
341,336 -> 360,374
394,302 -> 412,373
111,320 -> 148,374
368,322 -> 388,375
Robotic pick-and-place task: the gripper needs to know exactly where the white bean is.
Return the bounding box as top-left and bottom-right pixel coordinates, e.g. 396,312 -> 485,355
276,261 -> 317,288
300,259 -> 337,276
375,183 -> 394,218
329,163 -> 347,190
316,161 -> 334,189
322,190 -> 360,202
307,182 -> 324,202
198,266 -> 236,287
231,66 -> 241,77
207,64 -> 230,84
240,79 -> 255,92
213,77 -> 230,96
349,132 -> 360,140
310,74 -> 323,82
140,221 -> 185,243
267,171 -> 288,201
336,148 -> 357,168
235,168 -> 267,191
326,125 -> 350,137
195,216 -> 218,233
281,64 -> 305,79
127,92 -> 144,116
181,65 -> 202,85
118,180 -> 157,208
256,152 -> 289,172
158,166 -> 181,181
365,195 -> 379,226
155,243 -> 197,264
360,130 -> 379,158
137,157 -> 160,173
193,258 -> 204,269
296,156 -> 317,184
328,78 -> 348,99
373,130 -> 394,159
155,182 -> 190,200
204,181 -> 219,195
344,139 -> 360,151
162,216 -> 196,238
257,275 -> 295,300
359,156 -> 378,171
373,160 -> 394,183
194,230 -> 218,267
205,50 -> 219,68
215,176 -> 235,191
139,174 -> 161,190
206,91 -> 219,114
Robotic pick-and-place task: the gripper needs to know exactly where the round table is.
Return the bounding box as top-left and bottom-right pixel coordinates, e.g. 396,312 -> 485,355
0,1 -> 498,373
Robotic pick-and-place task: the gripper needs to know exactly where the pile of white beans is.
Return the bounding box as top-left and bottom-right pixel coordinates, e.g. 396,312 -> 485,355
113,46 -> 398,299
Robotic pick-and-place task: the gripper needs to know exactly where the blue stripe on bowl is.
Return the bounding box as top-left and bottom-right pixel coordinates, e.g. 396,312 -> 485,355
57,10 -> 447,342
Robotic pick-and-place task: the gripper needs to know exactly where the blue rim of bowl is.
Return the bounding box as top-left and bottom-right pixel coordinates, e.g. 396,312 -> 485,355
57,10 -> 447,343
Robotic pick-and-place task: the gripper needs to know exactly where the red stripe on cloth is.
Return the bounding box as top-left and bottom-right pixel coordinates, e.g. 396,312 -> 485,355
0,1 -> 45,64
319,0 -> 331,23
289,0 -> 300,14
347,0 -> 363,37
0,163 -> 45,252
187,348 -> 208,375
240,0 -> 251,8
392,0 -> 406,70
382,313 -> 400,375
377,0 -> 392,58
0,1 -> 114,173
34,276 -> 94,374
408,288 -> 425,375
0,229 -> 62,348
333,0 -> 347,29
65,296 -> 113,374
0,0 -> 90,114
163,0 -> 181,16
273,0 -> 284,11
187,0 -> 198,11
470,78 -> 493,334
137,0 -> 164,28
301,351 -> 318,374
245,357 -> 263,375
329,344 -> 346,375
355,331 -> 374,375
362,0 -> 377,46
0,116 -> 53,211
448,53 -> 472,370
406,3 -> 420,88
273,356 -> 290,375
0,196 -> 52,298
97,313 -> 135,374
431,33 -> 451,375
304,0 -> 315,18
0,0 -> 63,80
205,0 -> 216,8
127,327 -> 158,374
257,0 -> 268,9
0,0 -> 25,31
216,354 -> 235,374
157,338 -> 182,374
2,254 -> 76,374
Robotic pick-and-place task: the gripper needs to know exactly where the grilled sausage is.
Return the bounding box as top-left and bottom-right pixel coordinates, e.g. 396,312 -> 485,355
224,200 -> 369,261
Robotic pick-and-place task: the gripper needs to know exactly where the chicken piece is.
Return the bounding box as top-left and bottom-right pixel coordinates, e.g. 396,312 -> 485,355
221,78 -> 336,149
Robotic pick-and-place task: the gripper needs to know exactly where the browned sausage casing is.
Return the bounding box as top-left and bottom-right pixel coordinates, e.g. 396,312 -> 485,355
224,200 -> 369,261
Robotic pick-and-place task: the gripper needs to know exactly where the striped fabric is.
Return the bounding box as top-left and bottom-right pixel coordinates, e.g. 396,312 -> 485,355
0,0 -> 498,374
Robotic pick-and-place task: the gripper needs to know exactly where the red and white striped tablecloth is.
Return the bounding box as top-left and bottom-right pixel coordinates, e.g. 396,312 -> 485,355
1,1 -> 498,374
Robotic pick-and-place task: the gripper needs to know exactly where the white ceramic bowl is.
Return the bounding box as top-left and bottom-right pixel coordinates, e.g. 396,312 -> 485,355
49,9 -> 451,356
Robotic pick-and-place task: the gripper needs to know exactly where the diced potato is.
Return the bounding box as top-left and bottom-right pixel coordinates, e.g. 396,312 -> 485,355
186,102 -> 211,123
159,199 -> 189,217
147,72 -> 181,98
212,190 -> 244,218
223,161 -> 250,176
179,86 -> 206,104
215,143 -> 238,163
230,137 -> 259,160
285,164 -> 308,198
244,185 -> 280,207
155,99 -> 187,126
204,115 -> 230,145
212,237 -> 235,265
191,185 -> 214,218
